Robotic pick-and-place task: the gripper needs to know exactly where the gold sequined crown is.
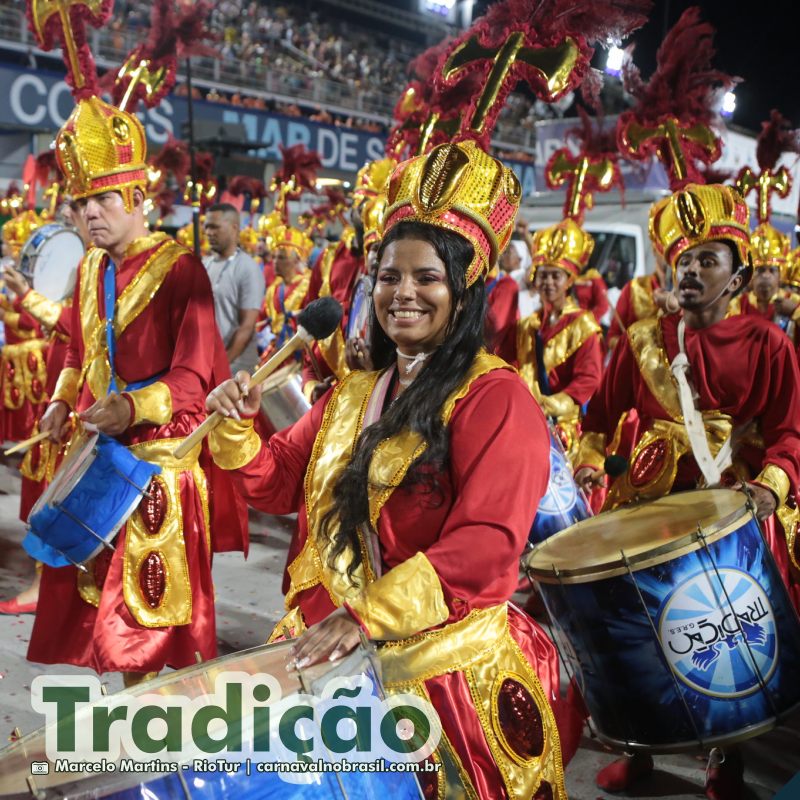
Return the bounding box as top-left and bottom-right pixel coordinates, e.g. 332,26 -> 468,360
353,158 -> 396,208
384,140 -> 520,286
647,196 -> 670,256
361,193 -> 387,249
651,184 -> 752,271
55,97 -> 148,212
2,210 -> 45,258
750,223 -> 790,275
273,225 -> 313,261
530,218 -> 594,280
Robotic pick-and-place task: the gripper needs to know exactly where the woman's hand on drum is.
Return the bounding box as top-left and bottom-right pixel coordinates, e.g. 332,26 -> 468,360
79,392 -> 132,436
732,481 -> 778,521
2,266 -> 29,297
345,337 -> 373,372
39,401 -> 72,443
287,607 -> 362,671
205,371 -> 262,421
574,466 -> 605,493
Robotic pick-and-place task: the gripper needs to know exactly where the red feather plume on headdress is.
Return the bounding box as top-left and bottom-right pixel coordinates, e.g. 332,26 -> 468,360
273,145 -> 322,196
617,7 -> 735,188
101,0 -> 218,111
227,176 -> 268,201
150,137 -> 192,184
34,150 -> 59,187
26,0 -> 113,101
435,0 -> 652,148
755,110 -> 800,172
193,151 -> 216,187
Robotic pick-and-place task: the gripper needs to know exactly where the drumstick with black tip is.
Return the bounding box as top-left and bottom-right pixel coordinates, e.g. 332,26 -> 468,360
173,297 -> 343,459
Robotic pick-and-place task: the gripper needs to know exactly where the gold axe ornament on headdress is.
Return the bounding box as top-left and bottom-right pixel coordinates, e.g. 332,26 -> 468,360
735,167 -> 791,226
442,32 -> 579,136
619,117 -> 720,185
30,0 -> 107,90
547,151 -> 617,221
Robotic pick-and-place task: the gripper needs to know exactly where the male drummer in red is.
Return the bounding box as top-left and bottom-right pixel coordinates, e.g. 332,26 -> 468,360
31,96 -> 246,686
575,183 -> 800,797
259,224 -> 312,361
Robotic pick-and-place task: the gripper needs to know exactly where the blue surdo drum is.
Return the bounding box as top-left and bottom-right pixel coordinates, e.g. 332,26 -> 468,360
528,429 -> 590,546
0,641 -> 425,800
525,489 -> 800,752
23,432 -> 160,569
346,274 -> 373,343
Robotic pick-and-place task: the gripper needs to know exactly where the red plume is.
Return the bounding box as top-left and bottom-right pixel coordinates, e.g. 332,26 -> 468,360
193,151 -> 216,187
227,176 -> 267,200
103,0 -> 218,111
621,7 -> 735,125
150,137 -> 191,187
155,187 -> 177,219
274,145 -> 322,195
35,150 -> 58,187
756,110 -> 800,172
617,7 -> 735,188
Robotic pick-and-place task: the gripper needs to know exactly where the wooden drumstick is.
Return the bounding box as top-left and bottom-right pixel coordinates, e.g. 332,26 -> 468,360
173,297 -> 343,459
4,429 -> 51,455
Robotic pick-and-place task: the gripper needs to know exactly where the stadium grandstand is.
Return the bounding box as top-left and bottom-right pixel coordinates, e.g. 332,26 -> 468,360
0,0 -> 539,191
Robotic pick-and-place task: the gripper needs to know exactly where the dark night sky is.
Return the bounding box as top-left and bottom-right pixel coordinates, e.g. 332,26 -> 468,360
474,0 -> 800,132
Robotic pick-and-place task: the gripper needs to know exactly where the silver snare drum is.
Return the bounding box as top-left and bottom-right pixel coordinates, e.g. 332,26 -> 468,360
19,223 -> 84,302
260,362 -> 311,431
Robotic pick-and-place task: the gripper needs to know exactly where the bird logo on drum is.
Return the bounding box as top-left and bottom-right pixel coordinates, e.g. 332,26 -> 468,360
658,568 -> 778,699
538,443 -> 578,515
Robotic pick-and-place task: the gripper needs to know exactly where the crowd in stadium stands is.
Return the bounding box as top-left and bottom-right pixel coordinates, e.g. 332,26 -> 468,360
0,0 -> 536,161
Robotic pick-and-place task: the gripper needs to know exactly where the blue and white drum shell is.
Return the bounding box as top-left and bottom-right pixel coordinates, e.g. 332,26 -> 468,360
525,489 -> 800,752
19,222 -> 84,302
24,432 -> 161,568
528,429 -> 590,546
346,275 -> 373,343
0,641 -> 424,800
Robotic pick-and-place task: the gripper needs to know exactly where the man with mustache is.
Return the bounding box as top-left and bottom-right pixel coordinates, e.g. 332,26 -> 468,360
574,183 -> 800,798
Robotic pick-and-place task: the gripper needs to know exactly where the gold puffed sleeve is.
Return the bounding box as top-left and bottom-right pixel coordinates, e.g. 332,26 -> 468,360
21,290 -> 62,330
125,381 -> 172,426
50,367 -> 80,409
540,391 -> 578,419
208,416 -> 262,470
345,551 -> 449,640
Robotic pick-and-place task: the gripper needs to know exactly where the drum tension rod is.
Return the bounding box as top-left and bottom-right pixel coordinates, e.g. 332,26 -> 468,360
620,548 -> 706,750
52,502 -> 116,552
26,775 -> 46,800
695,526 -> 780,722
109,464 -> 154,500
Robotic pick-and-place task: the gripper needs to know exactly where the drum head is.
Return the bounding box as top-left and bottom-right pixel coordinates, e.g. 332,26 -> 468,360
346,274 -> 373,341
28,432 -> 98,520
525,489 -> 749,582
20,224 -> 84,302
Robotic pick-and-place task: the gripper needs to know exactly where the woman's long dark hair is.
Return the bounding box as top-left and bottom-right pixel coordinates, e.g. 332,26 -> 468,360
320,221 -> 488,575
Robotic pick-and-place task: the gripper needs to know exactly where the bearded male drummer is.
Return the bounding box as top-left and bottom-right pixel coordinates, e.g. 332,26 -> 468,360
29,96 -> 247,685
574,183 -> 800,797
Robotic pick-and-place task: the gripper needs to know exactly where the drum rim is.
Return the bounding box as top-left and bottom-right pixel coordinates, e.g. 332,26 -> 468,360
525,489 -> 753,584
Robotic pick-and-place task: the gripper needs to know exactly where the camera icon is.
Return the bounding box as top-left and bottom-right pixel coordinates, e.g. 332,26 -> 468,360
31,762 -> 49,775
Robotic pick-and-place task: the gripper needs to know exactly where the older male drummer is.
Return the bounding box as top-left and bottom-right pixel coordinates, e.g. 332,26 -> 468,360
29,96 -> 247,686
574,183 -> 800,796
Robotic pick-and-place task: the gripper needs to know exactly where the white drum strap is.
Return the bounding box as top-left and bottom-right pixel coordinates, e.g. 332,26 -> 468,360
669,319 -> 731,486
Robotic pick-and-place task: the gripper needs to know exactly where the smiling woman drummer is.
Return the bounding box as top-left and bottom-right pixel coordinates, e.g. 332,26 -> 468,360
206,140 -> 571,800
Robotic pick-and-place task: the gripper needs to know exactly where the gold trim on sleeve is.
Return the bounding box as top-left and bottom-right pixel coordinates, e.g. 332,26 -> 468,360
22,290 -> 62,329
207,417 -> 262,470
754,463 -> 791,506
127,381 -> 172,426
346,552 -> 449,640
